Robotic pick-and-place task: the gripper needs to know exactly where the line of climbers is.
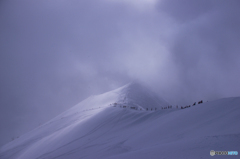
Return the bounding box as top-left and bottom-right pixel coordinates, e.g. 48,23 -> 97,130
146,108 -> 157,111
162,105 -> 172,109
111,103 -> 142,110
111,100 -> 204,111
111,103 -> 157,111
180,100 -> 203,109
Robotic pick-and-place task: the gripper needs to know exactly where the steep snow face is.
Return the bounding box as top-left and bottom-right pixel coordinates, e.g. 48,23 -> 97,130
0,83 -> 240,159
116,82 -> 169,109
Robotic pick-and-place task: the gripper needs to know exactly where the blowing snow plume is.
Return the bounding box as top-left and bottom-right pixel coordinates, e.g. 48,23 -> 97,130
0,82 -> 240,159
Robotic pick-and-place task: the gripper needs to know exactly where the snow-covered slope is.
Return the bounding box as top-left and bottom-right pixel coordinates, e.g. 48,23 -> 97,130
0,83 -> 240,159
116,82 -> 169,110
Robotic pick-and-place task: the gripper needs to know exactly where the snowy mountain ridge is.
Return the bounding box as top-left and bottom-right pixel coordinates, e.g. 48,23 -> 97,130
0,83 -> 240,159
56,82 -> 169,117
115,82 -> 169,110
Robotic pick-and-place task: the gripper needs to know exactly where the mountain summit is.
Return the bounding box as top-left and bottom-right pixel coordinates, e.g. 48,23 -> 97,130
113,82 -> 169,110
64,82 -> 169,114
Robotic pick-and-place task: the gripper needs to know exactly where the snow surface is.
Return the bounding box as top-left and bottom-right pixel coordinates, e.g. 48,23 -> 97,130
0,82 -> 239,159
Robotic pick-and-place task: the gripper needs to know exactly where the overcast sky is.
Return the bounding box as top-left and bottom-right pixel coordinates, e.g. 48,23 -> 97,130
0,0 -> 240,147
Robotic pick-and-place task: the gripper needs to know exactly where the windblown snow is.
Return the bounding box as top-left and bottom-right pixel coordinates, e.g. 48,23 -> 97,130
0,82 -> 239,159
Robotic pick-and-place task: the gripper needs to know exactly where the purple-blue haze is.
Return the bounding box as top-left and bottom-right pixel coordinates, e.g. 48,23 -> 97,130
0,0 -> 240,147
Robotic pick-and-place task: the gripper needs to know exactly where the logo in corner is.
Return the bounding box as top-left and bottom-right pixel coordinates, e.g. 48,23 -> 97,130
210,150 -> 215,156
